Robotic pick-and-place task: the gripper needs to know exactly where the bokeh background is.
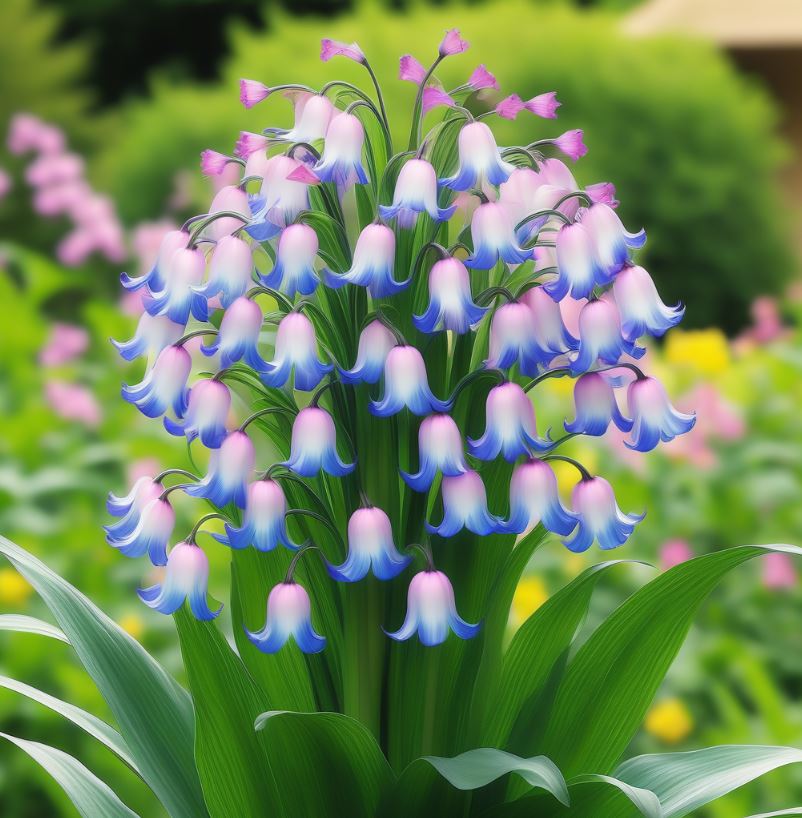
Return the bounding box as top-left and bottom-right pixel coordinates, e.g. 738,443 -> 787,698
1,0 -> 801,815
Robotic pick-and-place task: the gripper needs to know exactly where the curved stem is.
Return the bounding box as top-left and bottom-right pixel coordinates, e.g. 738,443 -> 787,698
187,513 -> 227,544
288,142 -> 321,161
406,542 -> 434,571
246,285 -> 294,313
158,483 -> 192,502
475,286 -> 516,306
284,509 -> 344,551
543,454 -> 591,482
284,544 -> 327,584
375,310 -> 407,346
188,211 -> 250,247
239,406 -> 296,433
362,59 -> 390,138
175,328 -> 218,347
448,368 -> 506,404
522,367 -> 571,393
309,378 -> 341,408
408,55 -> 444,150
155,468 -> 199,484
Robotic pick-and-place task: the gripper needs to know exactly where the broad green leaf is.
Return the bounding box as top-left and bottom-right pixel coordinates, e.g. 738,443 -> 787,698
173,608 -> 283,818
573,775 -> 662,818
0,674 -> 137,771
615,745 -> 802,818
746,810 -> 802,817
0,536 -> 207,818
0,613 -> 68,642
537,544 -> 802,778
0,731 -> 138,818
255,710 -> 395,818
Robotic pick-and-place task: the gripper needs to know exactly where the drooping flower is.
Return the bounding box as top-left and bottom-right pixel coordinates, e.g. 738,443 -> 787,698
247,581 -> 326,653
413,257 -> 486,334
525,92 -> 560,119
185,430 -> 256,509
200,296 -> 269,371
422,87 -> 456,114
570,298 -> 645,375
214,479 -> 300,552
399,55 -> 426,84
564,476 -> 644,552
259,223 -> 323,297
105,497 -> 175,566
613,264 -> 684,340
427,470 -> 505,537
325,223 -> 407,297
339,320 -> 397,385
246,155 -> 315,241
370,345 -> 451,417
235,131 -> 269,159
625,376 -> 696,452
144,247 -> 208,325
439,29 -> 470,57
552,129 -> 588,161
468,382 -> 551,461
314,112 -> 368,190
283,407 -> 355,477
121,344 -> 191,419
260,312 -> 332,391
503,459 -> 577,536
203,185 -> 252,241
440,122 -> 514,191
545,222 -> 607,302
495,94 -> 525,121
105,477 -> 163,540
120,229 -> 188,293
200,149 -> 235,177
564,372 -> 632,437
401,414 -> 468,491
270,94 -> 336,144
379,159 -> 456,228
320,38 -> 365,64
328,506 -> 411,582
520,286 -> 578,361
386,570 -> 479,646
464,202 -> 533,269
498,168 -> 576,244
193,235 -> 253,308
239,78 -> 271,108
138,542 -> 221,620
163,378 -> 231,449
467,64 -> 498,90
581,203 -> 646,279
485,301 -> 541,374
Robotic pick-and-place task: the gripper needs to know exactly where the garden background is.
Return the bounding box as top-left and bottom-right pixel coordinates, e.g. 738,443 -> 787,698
0,0 -> 800,814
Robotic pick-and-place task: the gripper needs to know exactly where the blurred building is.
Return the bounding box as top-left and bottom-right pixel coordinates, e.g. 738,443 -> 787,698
623,0 -> 802,257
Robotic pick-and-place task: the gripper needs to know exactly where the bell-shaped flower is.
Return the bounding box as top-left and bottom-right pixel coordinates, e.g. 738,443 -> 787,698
246,581 -> 325,653
520,286 -> 578,362
613,264 -> 684,340
468,382 -> 551,461
467,65 -> 498,91
200,296 -> 269,370
138,542 -> 220,620
422,87 -> 456,115
545,222 -> 608,302
324,223 -> 407,297
414,257 -> 486,334
214,479 -> 300,552
564,476 -> 643,552
328,506 -> 410,582
439,29 -> 469,57
204,185 -> 251,241
192,235 -> 253,308
112,312 -> 183,364
239,78 -> 271,109
320,38 -> 365,64
120,229 -> 187,293
164,378 -> 231,449
525,92 -> 561,119
401,413 -> 468,491
282,407 -> 355,477
581,203 -> 646,279
495,94 -> 526,120
314,113 -> 368,190
569,298 -> 645,375
144,247 -> 209,325
105,477 -> 163,540
625,376 -> 696,452
260,312 -> 332,391
105,497 -> 175,566
339,319 -> 397,384
185,430 -> 255,509
399,55 -> 426,84
464,202 -> 534,269
386,570 -> 479,646
379,159 -> 456,228
440,122 -> 514,191
370,345 -> 451,417
503,459 -> 577,536
269,93 -> 335,143
426,470 -> 505,537
565,372 -> 633,437
485,302 -> 541,374
247,155 -> 315,241
259,223 -> 323,297
552,129 -> 587,161
498,169 -> 577,245
121,344 -> 191,419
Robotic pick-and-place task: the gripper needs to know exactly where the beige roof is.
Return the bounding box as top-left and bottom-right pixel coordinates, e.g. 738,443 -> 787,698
623,0 -> 802,48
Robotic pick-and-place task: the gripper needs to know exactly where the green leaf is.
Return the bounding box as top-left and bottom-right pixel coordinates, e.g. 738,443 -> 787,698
0,731 -> 139,818
0,674 -> 137,771
746,810 -> 802,817
572,775 -> 662,817
255,710 -> 395,818
0,535 -> 207,818
614,745 -> 802,818
0,613 -> 68,642
536,544 -> 802,778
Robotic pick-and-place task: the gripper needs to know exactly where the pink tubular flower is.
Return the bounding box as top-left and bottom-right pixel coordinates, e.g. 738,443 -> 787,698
468,64 -> 498,91
762,552 -> 798,589
239,79 -> 271,108
422,87 -> 456,114
496,94 -> 525,120
586,182 -> 618,207
659,540 -> 694,571
39,323 -> 89,367
320,38 -> 365,64
235,132 -> 269,159
399,55 -> 427,84
200,149 -> 235,177
439,28 -> 469,57
45,381 -> 102,428
525,92 -> 561,119
552,129 -> 588,161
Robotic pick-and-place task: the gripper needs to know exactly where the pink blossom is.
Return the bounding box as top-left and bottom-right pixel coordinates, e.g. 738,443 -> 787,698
659,540 -> 694,570
439,28 -> 469,56
39,323 -> 90,367
235,131 -> 269,159
320,39 -> 365,63
553,129 -> 588,161
7,114 -> 65,155
399,55 -> 427,84
57,229 -> 95,266
495,94 -> 525,120
468,65 -> 498,90
128,458 -> 161,485
0,168 -> 11,200
45,380 -> 102,427
586,181 -> 618,207
762,552 -> 797,589
239,79 -> 271,108
525,92 -> 560,119
200,149 -> 233,176
422,87 -> 455,114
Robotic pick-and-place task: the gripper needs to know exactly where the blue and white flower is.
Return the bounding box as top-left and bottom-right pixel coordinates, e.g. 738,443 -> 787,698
370,345 -> 451,417
426,470 -> 505,537
413,257 -> 486,334
282,407 -> 355,477
439,121 -> 514,191
503,459 -> 577,536
144,247 -> 209,325
520,286 -> 578,363
401,413 -> 468,491
192,235 -> 253,308
112,312 -> 183,364
485,302 -> 541,375
259,223 -> 323,298
120,229 -> 188,293
569,298 -> 645,375
260,312 -> 332,391
121,344 -> 191,419
564,372 -> 632,437
200,296 -> 269,370
564,476 -> 644,552
185,430 -> 255,509
581,202 -> 646,279
339,320 -> 397,384
464,202 -> 533,269
379,159 -> 456,228
545,222 -> 607,302
163,378 -> 231,449
625,376 -> 696,452
314,112 -> 369,190
246,155 -> 316,241
613,264 -> 684,340
246,581 -> 326,654
105,497 -> 175,566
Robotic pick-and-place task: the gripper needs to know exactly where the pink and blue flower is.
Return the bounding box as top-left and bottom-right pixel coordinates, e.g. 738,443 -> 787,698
105,497 -> 175,566
440,122 -> 514,191
613,264 -> 684,339
625,376 -> 696,452
163,378 -> 231,449
426,470 -> 505,537
200,296 -> 269,371
185,430 -> 255,509
144,247 -> 209,325
324,223 -> 407,297
314,112 -> 368,190
260,312 -> 332,391
564,476 -> 644,552
379,159 -> 456,228
282,407 -> 355,477
339,319 -> 397,384
569,298 -> 645,375
464,202 -> 534,269
370,345 -> 451,417
247,581 -> 326,653
503,459 -> 577,536
121,344 -> 191,419
401,413 -> 468,491
192,235 -> 253,309
414,257 -> 486,334
565,372 -> 632,437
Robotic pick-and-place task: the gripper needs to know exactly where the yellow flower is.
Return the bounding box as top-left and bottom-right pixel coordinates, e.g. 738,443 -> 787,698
0,568 -> 32,606
509,575 -> 549,629
665,329 -> 730,377
644,697 -> 693,744
119,614 -> 145,641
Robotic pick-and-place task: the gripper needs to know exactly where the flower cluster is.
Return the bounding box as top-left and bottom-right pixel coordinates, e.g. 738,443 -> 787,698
108,29 -> 693,650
